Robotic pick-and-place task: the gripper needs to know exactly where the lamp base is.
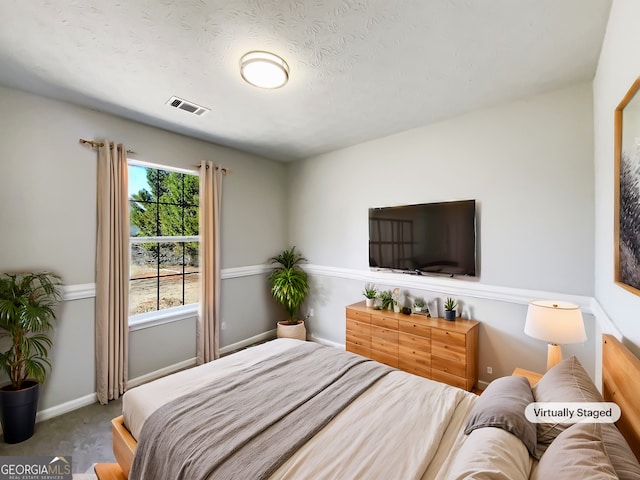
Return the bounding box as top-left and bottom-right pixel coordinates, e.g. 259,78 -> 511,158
546,343 -> 563,371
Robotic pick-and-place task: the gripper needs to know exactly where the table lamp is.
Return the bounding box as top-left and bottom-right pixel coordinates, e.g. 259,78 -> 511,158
524,300 -> 586,371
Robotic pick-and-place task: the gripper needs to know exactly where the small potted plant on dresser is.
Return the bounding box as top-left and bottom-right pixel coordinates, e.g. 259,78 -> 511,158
413,298 -> 426,313
377,290 -> 393,311
0,272 -> 63,444
444,297 -> 457,321
268,246 -> 310,341
362,283 -> 377,307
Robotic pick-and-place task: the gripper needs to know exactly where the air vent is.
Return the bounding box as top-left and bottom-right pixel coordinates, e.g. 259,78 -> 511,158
166,96 -> 210,116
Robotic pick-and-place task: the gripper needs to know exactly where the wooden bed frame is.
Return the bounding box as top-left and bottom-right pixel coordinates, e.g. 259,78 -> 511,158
602,334 -> 640,461
107,334 -> 640,477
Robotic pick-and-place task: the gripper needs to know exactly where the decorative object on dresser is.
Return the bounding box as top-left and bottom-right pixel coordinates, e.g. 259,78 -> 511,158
443,297 -> 458,321
427,299 -> 439,318
412,298 -> 425,312
345,301 -> 479,391
268,246 -> 309,341
0,272 -> 63,444
392,288 -> 401,312
523,300 -> 586,371
362,283 -> 377,307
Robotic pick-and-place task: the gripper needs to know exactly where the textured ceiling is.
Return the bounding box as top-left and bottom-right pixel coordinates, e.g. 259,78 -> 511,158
0,0 -> 612,162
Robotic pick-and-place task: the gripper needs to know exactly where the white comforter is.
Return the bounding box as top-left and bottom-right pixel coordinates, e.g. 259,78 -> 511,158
123,339 -> 477,480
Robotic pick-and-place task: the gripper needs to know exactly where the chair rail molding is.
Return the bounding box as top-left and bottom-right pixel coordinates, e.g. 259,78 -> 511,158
60,263 -> 623,339
302,264 -> 622,338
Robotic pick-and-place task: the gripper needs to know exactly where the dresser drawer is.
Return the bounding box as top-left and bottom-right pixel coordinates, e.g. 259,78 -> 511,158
346,342 -> 370,358
399,360 -> 431,378
431,342 -> 466,363
371,315 -> 398,330
398,332 -> 430,353
346,318 -> 370,337
431,355 -> 466,378
399,319 -> 431,339
431,328 -> 466,348
431,368 -> 468,390
370,324 -> 398,343
346,308 -> 371,324
370,349 -> 399,368
346,331 -> 370,349
399,345 -> 430,365
371,336 -> 398,357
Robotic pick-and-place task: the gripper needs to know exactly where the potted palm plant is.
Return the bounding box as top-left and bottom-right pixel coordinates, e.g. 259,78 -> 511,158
0,272 -> 63,443
268,247 -> 310,341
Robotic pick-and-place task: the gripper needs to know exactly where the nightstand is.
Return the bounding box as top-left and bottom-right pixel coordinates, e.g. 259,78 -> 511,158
512,367 -> 544,387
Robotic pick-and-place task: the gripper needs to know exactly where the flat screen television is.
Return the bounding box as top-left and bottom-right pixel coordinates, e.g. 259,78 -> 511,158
369,199 -> 477,276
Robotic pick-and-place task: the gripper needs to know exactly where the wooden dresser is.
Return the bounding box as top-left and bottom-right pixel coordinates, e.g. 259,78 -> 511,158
346,301 -> 479,391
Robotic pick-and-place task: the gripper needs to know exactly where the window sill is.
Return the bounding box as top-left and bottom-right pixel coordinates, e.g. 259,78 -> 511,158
129,304 -> 198,332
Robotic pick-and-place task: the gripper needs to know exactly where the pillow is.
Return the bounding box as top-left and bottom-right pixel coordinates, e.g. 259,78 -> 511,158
531,423 -> 617,480
443,427 -> 531,480
464,375 -> 537,458
532,355 -> 601,455
601,423 -> 640,480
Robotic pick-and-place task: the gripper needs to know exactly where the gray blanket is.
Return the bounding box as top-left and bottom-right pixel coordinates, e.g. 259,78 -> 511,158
129,342 -> 393,480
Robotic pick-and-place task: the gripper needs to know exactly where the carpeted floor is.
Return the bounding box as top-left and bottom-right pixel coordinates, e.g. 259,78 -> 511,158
0,398 -> 122,474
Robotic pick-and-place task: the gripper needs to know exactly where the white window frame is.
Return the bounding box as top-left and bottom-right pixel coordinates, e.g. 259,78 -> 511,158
127,158 -> 200,331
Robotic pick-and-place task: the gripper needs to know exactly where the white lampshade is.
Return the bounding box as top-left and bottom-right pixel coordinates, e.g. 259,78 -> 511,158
524,300 -> 586,345
240,51 -> 289,89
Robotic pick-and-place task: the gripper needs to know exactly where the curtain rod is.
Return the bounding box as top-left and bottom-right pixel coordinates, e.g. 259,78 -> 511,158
79,138 -> 136,155
80,138 -> 230,174
197,163 -> 231,175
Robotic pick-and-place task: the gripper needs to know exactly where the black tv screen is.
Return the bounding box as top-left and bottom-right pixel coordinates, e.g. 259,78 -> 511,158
369,200 -> 477,276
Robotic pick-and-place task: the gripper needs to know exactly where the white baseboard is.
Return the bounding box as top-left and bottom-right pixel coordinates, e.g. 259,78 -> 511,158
307,334 -> 345,350
220,329 -> 277,355
36,392 -> 98,423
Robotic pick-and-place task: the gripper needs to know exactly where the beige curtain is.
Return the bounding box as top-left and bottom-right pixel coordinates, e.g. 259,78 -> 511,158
95,140 -> 129,405
197,160 -> 223,364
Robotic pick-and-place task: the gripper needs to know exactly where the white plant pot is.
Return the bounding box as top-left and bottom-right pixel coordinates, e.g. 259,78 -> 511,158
414,306 -> 422,313
277,320 -> 306,341
365,298 -> 375,307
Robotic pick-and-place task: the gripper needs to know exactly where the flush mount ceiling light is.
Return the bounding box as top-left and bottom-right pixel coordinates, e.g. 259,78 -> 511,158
240,51 -> 289,89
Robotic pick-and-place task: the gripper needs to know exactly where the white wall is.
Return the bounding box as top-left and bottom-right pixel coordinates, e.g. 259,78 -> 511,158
290,83 -> 597,383
593,0 -> 640,357
0,85 -> 288,410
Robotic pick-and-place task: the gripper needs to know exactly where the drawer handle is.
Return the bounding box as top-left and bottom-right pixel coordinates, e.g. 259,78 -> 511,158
445,331 -> 450,335
444,368 -> 448,372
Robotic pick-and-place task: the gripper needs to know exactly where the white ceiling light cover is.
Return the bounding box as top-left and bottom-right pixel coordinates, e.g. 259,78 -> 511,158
240,51 -> 289,89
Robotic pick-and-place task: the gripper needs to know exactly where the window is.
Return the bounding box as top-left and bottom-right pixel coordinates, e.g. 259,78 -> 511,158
128,161 -> 199,320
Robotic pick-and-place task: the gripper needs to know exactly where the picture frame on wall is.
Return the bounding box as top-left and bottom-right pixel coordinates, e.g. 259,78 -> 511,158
614,76 -> 640,295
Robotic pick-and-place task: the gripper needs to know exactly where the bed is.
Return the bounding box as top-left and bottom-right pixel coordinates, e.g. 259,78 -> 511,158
110,334 -> 640,479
